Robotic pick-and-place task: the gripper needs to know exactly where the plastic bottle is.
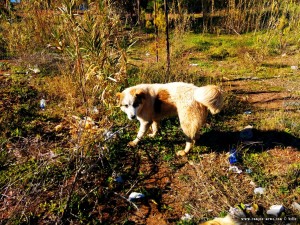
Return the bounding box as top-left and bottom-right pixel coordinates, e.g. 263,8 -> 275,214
40,98 -> 46,110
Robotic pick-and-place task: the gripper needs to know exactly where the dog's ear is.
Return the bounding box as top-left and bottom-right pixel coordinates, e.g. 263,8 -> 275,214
135,89 -> 146,99
116,92 -> 123,105
116,92 -> 122,99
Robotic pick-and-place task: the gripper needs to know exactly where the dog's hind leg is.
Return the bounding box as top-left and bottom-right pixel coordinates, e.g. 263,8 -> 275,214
176,104 -> 207,156
176,140 -> 194,156
128,121 -> 151,147
148,121 -> 159,137
176,113 -> 197,156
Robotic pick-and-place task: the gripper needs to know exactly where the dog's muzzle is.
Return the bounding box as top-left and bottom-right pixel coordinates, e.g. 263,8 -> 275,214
130,115 -> 136,120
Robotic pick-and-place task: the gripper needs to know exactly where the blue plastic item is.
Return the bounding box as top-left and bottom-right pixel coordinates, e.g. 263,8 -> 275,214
229,148 -> 238,164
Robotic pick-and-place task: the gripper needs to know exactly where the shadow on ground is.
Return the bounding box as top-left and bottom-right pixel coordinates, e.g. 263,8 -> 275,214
198,128 -> 300,152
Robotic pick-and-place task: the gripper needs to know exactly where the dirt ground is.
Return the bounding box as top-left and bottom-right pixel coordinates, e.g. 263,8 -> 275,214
126,149 -> 300,224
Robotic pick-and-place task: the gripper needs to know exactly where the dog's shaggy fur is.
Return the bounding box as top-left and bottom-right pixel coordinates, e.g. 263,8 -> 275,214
116,82 -> 223,156
199,215 -> 240,225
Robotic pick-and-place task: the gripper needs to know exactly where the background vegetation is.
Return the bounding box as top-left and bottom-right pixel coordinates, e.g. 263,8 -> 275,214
0,0 -> 299,224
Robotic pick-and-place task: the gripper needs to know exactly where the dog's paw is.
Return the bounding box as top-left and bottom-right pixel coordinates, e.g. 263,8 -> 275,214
148,133 -> 156,138
176,150 -> 187,156
127,141 -> 137,147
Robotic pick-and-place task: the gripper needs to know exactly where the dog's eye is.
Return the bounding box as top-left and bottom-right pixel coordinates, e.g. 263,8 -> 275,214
124,104 -> 128,108
133,102 -> 139,108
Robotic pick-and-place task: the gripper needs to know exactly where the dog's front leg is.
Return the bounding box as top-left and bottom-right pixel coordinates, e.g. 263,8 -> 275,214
148,121 -> 159,137
128,121 -> 151,147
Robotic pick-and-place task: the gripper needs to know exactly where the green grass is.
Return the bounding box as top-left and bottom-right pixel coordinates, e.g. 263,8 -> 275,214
182,33 -> 256,52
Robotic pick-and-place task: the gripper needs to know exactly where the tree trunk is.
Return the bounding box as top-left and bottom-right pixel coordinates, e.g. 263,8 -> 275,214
154,0 -> 159,62
164,0 -> 170,77
211,0 -> 214,31
202,0 -> 210,33
136,0 -> 141,26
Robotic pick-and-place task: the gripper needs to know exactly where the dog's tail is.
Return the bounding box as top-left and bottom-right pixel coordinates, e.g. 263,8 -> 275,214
194,85 -> 223,114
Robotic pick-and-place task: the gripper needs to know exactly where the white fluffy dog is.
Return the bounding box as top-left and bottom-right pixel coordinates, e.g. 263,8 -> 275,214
116,82 -> 223,156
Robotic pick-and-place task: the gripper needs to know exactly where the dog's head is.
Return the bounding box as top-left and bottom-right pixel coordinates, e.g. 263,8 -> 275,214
116,88 -> 146,120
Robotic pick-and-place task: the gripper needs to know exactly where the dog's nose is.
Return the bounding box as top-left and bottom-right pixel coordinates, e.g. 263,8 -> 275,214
131,115 -> 136,119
